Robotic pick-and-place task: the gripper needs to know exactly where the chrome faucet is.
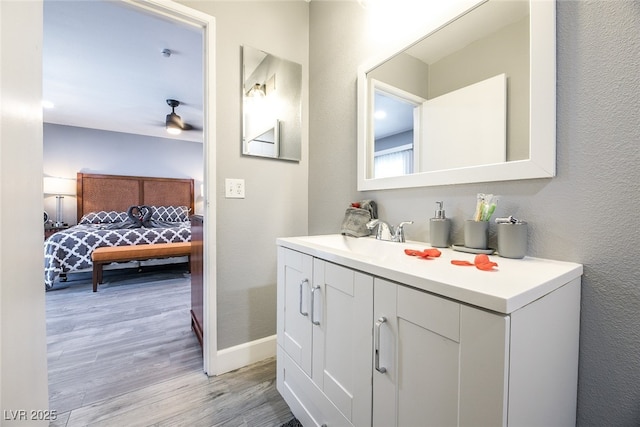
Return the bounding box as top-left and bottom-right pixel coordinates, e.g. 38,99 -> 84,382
366,219 -> 414,243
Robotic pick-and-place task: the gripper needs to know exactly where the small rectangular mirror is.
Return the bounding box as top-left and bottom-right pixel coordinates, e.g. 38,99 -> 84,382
242,45 -> 302,161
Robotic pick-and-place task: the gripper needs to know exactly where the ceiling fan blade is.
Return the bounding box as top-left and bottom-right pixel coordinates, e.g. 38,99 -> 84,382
183,123 -> 203,131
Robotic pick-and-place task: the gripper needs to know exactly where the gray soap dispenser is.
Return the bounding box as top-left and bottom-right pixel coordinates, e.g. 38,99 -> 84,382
430,201 -> 451,248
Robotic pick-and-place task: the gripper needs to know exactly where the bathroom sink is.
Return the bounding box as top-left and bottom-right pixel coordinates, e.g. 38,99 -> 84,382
284,234 -> 412,262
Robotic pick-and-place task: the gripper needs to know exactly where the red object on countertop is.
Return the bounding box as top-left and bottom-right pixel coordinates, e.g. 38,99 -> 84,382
404,248 -> 497,270
404,248 -> 442,259
450,253 -> 498,271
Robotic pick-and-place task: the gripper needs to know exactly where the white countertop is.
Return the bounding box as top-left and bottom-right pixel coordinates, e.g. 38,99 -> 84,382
277,234 -> 583,314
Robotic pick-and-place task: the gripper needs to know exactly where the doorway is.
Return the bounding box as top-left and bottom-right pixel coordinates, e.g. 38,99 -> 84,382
41,0 -> 217,376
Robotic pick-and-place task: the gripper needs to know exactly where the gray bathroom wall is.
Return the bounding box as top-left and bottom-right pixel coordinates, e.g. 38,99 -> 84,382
180,1 -> 309,350
309,1 -> 640,426
428,16 -> 529,162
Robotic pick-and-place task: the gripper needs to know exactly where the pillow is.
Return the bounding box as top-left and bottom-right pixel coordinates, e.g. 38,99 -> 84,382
150,206 -> 190,222
79,211 -> 129,224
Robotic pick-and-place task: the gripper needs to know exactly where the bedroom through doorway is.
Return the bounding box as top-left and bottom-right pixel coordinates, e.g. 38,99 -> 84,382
41,0 -> 217,416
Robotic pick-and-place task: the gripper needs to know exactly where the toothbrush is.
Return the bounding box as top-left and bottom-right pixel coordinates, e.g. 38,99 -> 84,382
483,203 -> 496,222
473,194 -> 485,221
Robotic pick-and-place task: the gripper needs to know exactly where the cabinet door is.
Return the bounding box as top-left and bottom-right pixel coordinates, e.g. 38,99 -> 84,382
373,278 -> 461,427
313,259 -> 373,427
277,247 -> 313,376
373,278 -> 510,427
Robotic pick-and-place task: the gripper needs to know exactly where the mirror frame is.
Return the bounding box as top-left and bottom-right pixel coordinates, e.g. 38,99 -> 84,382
357,0 -> 556,190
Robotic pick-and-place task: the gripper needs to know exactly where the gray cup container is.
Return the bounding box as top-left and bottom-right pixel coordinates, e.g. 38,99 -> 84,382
464,220 -> 489,249
497,222 -> 528,258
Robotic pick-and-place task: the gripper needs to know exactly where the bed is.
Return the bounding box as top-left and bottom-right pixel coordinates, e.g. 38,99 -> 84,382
44,173 -> 195,290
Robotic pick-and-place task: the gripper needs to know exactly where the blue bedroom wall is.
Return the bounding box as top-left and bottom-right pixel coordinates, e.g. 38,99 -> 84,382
43,123 -> 204,223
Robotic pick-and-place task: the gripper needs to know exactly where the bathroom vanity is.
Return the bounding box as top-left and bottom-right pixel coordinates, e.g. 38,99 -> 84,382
276,235 -> 582,427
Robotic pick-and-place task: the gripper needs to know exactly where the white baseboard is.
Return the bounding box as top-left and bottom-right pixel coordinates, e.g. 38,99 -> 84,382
216,334 -> 277,375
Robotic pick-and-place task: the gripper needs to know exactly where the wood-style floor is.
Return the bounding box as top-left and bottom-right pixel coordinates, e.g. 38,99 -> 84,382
46,265 -> 293,427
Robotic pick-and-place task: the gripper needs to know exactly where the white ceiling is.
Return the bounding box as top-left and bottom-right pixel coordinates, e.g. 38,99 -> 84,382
43,0 -> 204,143
405,0 -> 528,64
374,0 -> 529,140
43,1 -> 524,146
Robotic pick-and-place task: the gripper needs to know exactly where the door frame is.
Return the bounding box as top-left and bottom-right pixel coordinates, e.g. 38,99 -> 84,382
121,0 -> 218,375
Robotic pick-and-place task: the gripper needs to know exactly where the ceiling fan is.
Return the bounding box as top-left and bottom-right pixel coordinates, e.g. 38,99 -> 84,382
165,99 -> 196,135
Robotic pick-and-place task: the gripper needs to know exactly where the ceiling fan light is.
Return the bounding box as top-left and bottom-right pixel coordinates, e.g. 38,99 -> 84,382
166,112 -> 183,135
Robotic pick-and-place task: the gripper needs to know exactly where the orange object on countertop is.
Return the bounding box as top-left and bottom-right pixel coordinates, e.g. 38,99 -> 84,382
450,253 -> 498,271
404,248 -> 442,259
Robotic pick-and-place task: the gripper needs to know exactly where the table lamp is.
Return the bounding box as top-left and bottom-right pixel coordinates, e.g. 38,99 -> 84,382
43,177 -> 76,227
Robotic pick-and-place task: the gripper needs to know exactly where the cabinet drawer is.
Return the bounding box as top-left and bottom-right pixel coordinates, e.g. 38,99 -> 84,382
397,285 -> 460,342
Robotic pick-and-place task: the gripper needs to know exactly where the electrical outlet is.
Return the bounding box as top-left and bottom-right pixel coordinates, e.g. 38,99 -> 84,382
225,178 -> 245,199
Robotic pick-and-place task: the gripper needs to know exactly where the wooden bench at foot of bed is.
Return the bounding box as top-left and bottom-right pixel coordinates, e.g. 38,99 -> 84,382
91,242 -> 191,292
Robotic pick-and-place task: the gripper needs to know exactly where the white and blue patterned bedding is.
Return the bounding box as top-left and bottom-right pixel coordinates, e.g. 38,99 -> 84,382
44,206 -> 191,289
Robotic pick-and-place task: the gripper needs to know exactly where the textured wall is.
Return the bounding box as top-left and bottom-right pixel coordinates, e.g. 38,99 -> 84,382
309,1 -> 640,425
180,1 -> 309,350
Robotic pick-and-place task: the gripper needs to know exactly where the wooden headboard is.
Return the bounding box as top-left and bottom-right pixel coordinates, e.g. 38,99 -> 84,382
76,173 -> 194,220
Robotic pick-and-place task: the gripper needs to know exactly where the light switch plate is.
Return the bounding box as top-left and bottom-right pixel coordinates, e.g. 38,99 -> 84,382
225,178 -> 245,199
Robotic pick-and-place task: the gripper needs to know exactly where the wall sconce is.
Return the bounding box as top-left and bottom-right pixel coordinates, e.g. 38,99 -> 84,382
43,177 -> 76,227
247,83 -> 266,98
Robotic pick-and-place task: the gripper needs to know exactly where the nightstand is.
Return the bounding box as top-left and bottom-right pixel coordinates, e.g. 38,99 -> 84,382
189,215 -> 203,348
44,225 -> 69,240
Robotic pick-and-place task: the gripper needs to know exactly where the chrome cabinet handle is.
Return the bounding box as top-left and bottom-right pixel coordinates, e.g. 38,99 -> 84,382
299,279 -> 309,317
310,284 -> 321,326
375,316 -> 387,374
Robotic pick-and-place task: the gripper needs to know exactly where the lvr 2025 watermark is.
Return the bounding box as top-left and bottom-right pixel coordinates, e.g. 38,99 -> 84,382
3,409 -> 57,421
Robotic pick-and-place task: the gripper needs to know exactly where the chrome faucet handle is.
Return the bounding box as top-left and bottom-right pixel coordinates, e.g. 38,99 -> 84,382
366,219 -> 380,230
394,221 -> 414,243
366,219 -> 380,237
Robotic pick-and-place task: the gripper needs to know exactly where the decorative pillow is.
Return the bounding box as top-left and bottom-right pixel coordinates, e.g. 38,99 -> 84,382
150,206 -> 190,222
79,210 -> 129,224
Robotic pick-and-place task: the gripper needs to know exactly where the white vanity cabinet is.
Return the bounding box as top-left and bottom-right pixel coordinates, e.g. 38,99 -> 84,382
277,235 -> 583,427
277,246 -> 374,427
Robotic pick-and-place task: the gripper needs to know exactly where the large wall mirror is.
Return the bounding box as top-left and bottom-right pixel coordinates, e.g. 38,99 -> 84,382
242,45 -> 302,161
357,0 -> 556,190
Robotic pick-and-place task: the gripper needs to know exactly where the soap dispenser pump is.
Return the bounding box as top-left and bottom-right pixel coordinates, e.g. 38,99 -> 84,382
430,201 -> 451,248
